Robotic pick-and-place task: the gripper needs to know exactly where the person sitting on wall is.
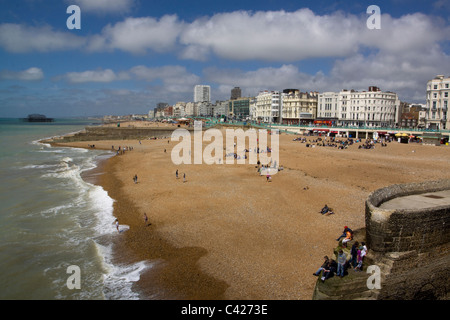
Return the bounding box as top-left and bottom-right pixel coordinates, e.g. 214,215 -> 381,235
313,256 -> 330,276
336,226 -> 353,242
320,260 -> 337,283
342,229 -> 353,248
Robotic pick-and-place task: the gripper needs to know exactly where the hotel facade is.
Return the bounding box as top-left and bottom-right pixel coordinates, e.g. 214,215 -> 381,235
426,75 -> 450,130
250,90 -> 282,124
317,86 -> 400,128
281,89 -> 318,125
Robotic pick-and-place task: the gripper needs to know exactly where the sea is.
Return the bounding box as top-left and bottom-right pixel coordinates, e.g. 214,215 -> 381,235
0,118 -> 149,300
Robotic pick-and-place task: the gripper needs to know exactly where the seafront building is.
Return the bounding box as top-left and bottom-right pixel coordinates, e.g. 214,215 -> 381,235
211,100 -> 229,117
281,89 -> 318,125
229,97 -> 251,120
149,81 -> 450,131
426,75 -> 450,130
399,103 -> 427,128
317,86 -> 400,128
250,90 -> 282,124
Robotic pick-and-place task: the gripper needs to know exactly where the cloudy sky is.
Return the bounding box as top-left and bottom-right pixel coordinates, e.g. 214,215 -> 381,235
0,0 -> 449,117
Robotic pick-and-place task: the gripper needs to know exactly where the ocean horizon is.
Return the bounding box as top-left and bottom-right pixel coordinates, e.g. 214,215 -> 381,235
0,118 -> 149,300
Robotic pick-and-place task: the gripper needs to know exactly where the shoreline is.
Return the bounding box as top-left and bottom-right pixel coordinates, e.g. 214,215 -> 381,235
78,143 -> 229,300
45,126 -> 450,300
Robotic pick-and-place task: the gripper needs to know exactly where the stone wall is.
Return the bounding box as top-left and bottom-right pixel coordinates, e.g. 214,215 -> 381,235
365,180 -> 450,253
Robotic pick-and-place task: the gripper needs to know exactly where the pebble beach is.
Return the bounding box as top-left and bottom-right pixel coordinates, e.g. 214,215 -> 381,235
52,124 -> 450,300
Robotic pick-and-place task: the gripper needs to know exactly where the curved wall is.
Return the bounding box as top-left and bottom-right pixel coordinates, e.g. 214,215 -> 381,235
365,180 -> 450,253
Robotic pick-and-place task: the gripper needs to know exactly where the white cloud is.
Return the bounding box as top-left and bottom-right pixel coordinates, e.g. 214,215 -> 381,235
0,67 -> 44,81
68,0 -> 135,14
60,65 -> 200,93
62,69 -> 127,83
129,65 -> 200,87
178,9 -> 450,63
359,13 -> 450,54
3,9 -> 449,63
87,16 -> 184,54
179,9 -> 362,61
0,23 -> 86,53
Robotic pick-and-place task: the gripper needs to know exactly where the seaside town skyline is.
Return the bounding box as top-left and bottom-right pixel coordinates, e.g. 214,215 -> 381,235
0,0 -> 450,118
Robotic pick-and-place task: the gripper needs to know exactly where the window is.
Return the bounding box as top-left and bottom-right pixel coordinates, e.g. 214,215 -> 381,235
434,85 -> 438,89
445,92 -> 448,98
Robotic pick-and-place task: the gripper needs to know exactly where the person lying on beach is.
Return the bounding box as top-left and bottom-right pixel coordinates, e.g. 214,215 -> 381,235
320,204 -> 334,215
320,205 -> 330,214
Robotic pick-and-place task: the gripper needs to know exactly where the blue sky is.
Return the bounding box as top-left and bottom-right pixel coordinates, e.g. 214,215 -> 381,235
0,0 -> 449,117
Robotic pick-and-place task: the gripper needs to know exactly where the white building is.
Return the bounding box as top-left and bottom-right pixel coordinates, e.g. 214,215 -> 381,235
196,101 -> 210,116
194,85 -> 211,103
173,102 -> 187,118
426,75 -> 450,130
211,100 -> 229,117
185,102 -> 195,117
317,87 -> 399,128
317,92 -> 340,120
250,90 -> 282,123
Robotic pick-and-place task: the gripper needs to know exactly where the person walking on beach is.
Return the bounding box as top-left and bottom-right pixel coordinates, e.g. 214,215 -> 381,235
114,219 -> 120,232
183,173 -> 186,183
176,169 -> 178,179
144,213 -> 151,226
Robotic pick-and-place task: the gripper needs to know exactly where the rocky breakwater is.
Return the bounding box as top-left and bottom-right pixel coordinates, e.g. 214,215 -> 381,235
313,180 -> 450,300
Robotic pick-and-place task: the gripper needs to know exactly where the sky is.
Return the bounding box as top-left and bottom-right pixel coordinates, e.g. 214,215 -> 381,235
0,0 -> 449,118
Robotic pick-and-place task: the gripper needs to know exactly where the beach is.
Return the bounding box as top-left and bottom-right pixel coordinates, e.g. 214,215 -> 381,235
52,126 -> 450,300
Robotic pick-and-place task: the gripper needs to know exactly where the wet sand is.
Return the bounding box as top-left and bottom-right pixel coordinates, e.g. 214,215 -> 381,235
52,129 -> 450,300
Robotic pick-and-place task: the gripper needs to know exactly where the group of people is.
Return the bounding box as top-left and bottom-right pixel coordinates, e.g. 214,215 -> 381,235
175,169 -> 186,182
313,226 -> 368,282
112,145 -> 134,155
294,134 -> 395,151
297,136 -> 356,150
358,138 -> 390,149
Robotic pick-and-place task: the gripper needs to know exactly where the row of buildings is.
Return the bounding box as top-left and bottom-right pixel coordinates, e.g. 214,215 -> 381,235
150,75 -> 450,130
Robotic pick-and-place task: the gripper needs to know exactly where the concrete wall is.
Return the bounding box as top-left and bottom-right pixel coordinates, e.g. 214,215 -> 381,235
365,180 -> 450,253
